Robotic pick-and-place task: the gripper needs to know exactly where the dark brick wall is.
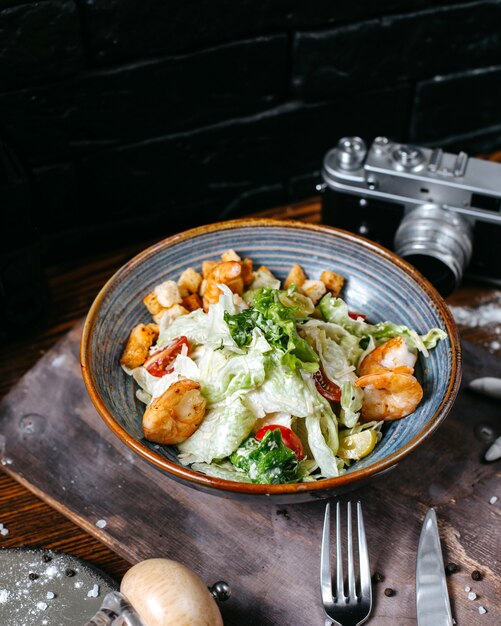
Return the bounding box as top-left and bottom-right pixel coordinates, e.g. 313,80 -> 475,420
2,0 -> 501,262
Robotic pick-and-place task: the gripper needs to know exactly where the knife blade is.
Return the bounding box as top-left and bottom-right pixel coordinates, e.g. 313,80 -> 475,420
416,508 -> 454,626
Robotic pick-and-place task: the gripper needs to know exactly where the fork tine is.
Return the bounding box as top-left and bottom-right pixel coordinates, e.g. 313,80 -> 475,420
335,501 -> 344,600
320,501 -> 372,626
357,502 -> 372,609
346,501 -> 356,600
320,502 -> 333,607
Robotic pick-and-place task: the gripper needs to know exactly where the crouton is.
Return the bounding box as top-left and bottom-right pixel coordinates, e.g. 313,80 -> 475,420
165,304 -> 189,320
120,323 -> 159,369
181,293 -> 203,312
240,258 -> 254,287
320,270 -> 345,297
152,310 -> 167,324
153,280 -> 182,308
283,263 -> 307,290
250,267 -> 281,290
203,261 -> 243,311
177,267 -> 202,298
202,260 -> 218,279
301,279 -> 327,304
143,291 -> 165,316
221,248 -> 241,262
199,278 -> 207,296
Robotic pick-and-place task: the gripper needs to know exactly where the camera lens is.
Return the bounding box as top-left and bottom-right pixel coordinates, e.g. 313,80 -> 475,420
394,204 -> 473,296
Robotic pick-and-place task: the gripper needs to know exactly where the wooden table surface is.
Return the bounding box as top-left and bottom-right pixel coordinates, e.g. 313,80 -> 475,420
0,198 -> 500,592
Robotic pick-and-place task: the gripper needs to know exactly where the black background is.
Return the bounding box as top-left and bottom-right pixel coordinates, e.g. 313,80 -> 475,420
2,0 -> 501,263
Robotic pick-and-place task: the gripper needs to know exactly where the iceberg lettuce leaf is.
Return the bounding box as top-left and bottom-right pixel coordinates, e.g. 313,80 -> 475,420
319,294 -> 447,356
197,347 -> 266,404
177,395 -> 256,464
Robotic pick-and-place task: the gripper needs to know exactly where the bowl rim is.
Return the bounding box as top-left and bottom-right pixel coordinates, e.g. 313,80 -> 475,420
80,218 -> 462,495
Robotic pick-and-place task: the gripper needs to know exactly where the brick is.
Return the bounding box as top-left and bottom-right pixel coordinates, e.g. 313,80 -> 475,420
0,36 -> 287,165
80,0 -> 481,64
0,1 -> 84,91
411,65 -> 501,143
287,0 -> 479,28
79,0 -> 289,64
292,2 -> 501,100
426,126 -> 501,155
32,162 -> 78,233
38,184 -> 286,264
76,84 -> 410,219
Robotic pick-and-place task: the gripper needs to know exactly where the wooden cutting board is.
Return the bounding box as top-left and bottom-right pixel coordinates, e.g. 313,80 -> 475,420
0,321 -> 499,625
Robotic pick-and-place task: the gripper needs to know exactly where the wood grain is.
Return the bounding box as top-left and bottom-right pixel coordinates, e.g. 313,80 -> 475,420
0,197 -> 500,624
0,325 -> 499,625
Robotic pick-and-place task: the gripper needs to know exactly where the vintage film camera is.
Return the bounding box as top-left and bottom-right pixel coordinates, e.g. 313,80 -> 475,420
321,136 -> 501,295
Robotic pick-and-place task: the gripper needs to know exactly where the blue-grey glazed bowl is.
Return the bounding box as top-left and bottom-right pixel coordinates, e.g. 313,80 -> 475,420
81,219 -> 461,502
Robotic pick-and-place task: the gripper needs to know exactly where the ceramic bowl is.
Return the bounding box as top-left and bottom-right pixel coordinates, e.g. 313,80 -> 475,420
81,219 -> 461,503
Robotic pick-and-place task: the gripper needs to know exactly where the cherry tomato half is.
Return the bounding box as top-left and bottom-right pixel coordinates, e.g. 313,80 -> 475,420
348,311 -> 367,321
313,367 -> 341,403
143,336 -> 189,377
255,425 -> 305,460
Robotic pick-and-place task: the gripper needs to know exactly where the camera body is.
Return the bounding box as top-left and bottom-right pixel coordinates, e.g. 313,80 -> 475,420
321,136 -> 501,295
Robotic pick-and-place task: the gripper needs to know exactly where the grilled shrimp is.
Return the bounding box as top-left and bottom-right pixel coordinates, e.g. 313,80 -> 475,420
358,336 -> 417,377
354,371 -> 423,421
203,260 -> 244,310
142,379 -> 206,444
355,337 -> 423,420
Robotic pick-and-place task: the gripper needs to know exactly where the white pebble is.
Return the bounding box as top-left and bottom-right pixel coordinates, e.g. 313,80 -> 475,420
87,584 -> 100,598
0,589 -> 10,603
46,591 -> 55,600
0,528 -> 9,536
468,591 -> 477,600
478,606 -> 487,614
95,519 -> 107,529
37,601 -> 48,611
489,496 -> 498,504
465,585 -> 471,592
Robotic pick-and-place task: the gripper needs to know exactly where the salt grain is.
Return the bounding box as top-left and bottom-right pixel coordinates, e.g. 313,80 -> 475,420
489,496 -> 498,504
74,581 -> 83,589
464,585 -> 471,592
36,601 -> 47,611
478,606 -> 487,615
87,584 -> 99,598
46,591 -> 55,600
95,519 -> 107,529
45,565 -> 59,578
0,589 -> 10,603
467,591 -> 477,600
490,340 -> 501,350
1,528 -> 9,536
449,302 -> 501,327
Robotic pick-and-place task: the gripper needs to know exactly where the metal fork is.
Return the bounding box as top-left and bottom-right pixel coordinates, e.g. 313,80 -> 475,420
320,501 -> 372,626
